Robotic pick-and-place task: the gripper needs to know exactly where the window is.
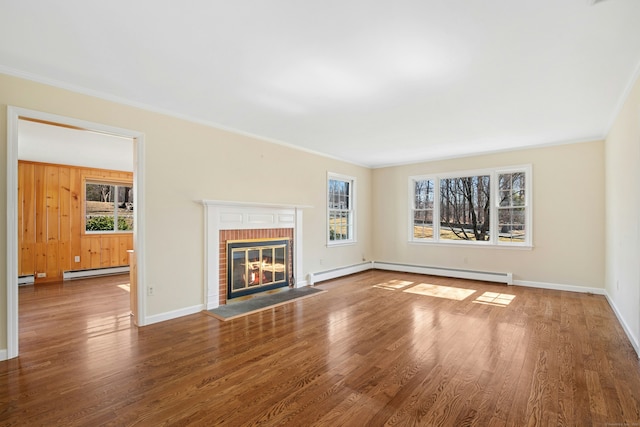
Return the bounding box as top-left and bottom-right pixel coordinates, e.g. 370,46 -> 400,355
497,172 -> 526,243
328,173 -> 356,245
440,175 -> 491,241
413,179 -> 435,239
410,166 -> 531,246
85,181 -> 134,233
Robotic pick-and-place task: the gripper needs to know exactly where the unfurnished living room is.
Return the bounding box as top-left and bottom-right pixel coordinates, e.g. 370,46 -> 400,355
1,1 -> 640,425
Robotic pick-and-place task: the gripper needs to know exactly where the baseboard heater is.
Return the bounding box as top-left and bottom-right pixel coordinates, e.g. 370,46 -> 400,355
63,266 -> 130,280
307,261 -> 374,285
18,275 -> 35,285
373,261 -> 513,285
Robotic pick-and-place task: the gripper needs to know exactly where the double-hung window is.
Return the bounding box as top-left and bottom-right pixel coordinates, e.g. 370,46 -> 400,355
497,170 -> 527,243
327,173 -> 356,245
85,181 -> 134,233
409,165 -> 531,246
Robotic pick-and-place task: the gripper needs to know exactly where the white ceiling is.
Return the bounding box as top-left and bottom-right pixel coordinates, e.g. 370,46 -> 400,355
18,119 -> 133,172
2,0 -> 640,168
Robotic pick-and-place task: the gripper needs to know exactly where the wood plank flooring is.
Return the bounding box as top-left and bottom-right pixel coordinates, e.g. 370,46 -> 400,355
1,271 -> 640,426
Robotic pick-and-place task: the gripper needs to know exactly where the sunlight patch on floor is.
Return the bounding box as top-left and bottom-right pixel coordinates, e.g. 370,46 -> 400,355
473,291 -> 515,307
117,284 -> 130,293
403,283 -> 476,300
373,279 -> 415,290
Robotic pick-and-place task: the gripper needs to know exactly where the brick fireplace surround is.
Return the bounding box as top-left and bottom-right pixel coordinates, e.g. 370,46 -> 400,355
202,200 -> 307,309
219,228 -> 294,305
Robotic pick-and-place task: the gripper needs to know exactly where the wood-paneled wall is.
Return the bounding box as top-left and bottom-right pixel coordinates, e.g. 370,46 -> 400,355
18,161 -> 134,283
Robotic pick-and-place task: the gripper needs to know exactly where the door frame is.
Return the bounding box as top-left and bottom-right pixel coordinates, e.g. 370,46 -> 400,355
6,106 -> 147,359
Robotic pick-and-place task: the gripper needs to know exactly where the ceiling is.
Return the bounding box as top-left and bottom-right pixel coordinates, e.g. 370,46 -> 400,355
1,0 -> 640,168
18,119 -> 133,172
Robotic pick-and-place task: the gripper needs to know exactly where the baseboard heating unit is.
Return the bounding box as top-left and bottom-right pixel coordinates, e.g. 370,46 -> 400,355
307,261 -> 512,286
307,261 -> 373,285
63,266 -> 129,280
373,262 -> 513,285
18,275 -> 35,285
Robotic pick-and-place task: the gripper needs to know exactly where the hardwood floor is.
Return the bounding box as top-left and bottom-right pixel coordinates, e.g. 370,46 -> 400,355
1,271 -> 639,426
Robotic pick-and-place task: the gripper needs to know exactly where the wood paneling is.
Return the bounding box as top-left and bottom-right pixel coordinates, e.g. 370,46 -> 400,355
17,161 -> 134,282
3,271 -> 640,425
18,162 -> 36,275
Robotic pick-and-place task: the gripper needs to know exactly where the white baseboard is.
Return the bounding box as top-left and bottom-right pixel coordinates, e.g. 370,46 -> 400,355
0,349 -> 7,361
513,279 -> 606,295
605,292 -> 640,359
144,304 -> 205,326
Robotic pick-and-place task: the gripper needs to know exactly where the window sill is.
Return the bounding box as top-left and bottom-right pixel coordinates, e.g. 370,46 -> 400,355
408,240 -> 533,250
84,231 -> 134,236
327,240 -> 357,247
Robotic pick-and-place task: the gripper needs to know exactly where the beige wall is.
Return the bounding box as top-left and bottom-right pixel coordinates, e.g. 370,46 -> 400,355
372,141 -> 606,289
605,73 -> 640,352
0,73 -> 372,349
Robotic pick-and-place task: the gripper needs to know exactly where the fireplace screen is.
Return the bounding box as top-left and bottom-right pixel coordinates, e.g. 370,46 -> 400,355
227,238 -> 289,299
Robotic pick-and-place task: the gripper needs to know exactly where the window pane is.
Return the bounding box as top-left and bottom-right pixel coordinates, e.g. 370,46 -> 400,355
329,179 -> 350,210
343,182 -> 350,209
498,207 -> 526,242
117,185 -> 134,231
86,183 -> 116,231
329,212 -> 339,240
499,189 -> 511,207
414,179 -> 434,209
413,210 -> 433,238
499,173 -> 525,207
329,211 -> 350,241
439,175 -> 490,241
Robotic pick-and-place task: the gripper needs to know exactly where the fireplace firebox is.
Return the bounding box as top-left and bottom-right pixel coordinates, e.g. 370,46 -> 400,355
227,238 -> 290,299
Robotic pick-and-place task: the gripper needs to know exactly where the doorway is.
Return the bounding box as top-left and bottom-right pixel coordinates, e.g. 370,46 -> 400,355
6,106 -> 146,359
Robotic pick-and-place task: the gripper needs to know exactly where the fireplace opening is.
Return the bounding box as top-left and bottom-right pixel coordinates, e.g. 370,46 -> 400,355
227,238 -> 290,300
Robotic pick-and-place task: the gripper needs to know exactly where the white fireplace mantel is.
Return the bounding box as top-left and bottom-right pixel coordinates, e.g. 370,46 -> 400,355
201,200 -> 311,309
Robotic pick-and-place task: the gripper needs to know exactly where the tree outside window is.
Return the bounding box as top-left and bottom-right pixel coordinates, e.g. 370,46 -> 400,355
439,175 -> 491,241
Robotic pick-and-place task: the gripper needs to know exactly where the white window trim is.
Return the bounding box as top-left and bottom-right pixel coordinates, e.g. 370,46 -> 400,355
408,165 -> 532,247
327,172 -> 357,246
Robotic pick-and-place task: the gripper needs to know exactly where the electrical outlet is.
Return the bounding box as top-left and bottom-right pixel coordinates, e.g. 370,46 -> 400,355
36,272 -> 46,278
74,256 -> 80,263
319,259 -> 324,265
148,286 -> 154,296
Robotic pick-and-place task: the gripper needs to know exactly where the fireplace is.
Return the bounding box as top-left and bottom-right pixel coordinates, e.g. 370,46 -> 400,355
202,200 -> 308,309
227,238 -> 290,299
